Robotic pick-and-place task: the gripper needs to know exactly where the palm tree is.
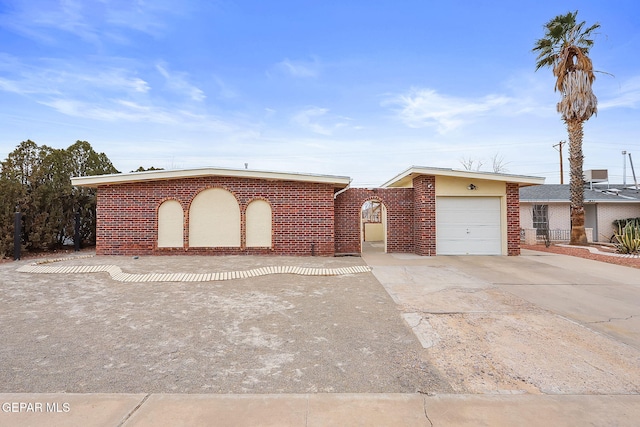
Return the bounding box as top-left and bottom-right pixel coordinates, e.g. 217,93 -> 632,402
533,11 -> 600,245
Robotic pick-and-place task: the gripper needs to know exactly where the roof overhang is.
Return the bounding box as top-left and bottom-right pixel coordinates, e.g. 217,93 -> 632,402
71,167 -> 352,189
381,166 -> 545,188
520,198 -> 640,204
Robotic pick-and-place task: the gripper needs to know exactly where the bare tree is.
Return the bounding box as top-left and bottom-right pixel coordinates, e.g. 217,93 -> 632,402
460,153 -> 509,173
491,153 -> 510,173
459,157 -> 483,171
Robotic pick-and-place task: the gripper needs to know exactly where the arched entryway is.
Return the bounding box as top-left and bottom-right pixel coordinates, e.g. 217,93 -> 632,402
361,199 -> 387,253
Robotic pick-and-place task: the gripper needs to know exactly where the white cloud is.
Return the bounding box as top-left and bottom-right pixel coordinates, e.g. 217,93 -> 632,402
385,88 -> 511,134
0,60 -> 150,97
599,76 -> 640,110
290,107 -> 358,136
0,0 -> 175,44
40,97 -> 234,133
275,58 -> 320,78
156,62 -> 205,101
212,76 -> 238,99
291,107 -> 332,135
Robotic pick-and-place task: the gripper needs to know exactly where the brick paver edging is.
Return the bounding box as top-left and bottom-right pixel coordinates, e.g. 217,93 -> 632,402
16,260 -> 372,283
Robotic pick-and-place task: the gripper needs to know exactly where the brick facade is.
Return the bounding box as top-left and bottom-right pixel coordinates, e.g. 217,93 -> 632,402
96,177 -> 337,256
412,175 -> 436,256
93,172 -> 525,257
334,188 -> 414,254
506,182 -> 520,256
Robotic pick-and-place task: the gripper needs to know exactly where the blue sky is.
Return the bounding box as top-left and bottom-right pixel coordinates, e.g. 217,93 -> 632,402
0,0 -> 639,186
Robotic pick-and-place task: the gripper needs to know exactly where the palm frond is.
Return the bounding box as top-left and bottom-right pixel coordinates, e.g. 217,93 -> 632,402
532,10 -> 600,72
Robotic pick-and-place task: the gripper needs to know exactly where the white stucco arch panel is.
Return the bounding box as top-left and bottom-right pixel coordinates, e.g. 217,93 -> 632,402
246,199 -> 272,247
189,188 -> 241,247
158,200 -> 184,248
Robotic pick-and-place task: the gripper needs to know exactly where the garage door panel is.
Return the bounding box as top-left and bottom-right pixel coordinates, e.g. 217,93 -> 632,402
438,237 -> 501,255
438,225 -> 500,239
436,197 -> 501,255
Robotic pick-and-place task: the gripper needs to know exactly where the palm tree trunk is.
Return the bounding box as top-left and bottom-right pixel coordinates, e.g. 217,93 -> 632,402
567,119 -> 588,245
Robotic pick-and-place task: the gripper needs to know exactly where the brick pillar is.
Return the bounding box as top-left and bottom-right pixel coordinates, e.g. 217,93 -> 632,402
413,175 -> 436,256
506,182 -> 521,256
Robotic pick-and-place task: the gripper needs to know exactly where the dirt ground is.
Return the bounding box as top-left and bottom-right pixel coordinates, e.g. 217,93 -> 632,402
0,254 -> 451,394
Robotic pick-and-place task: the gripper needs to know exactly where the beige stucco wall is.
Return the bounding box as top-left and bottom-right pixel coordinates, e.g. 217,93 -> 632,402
189,188 -> 241,247
382,204 -> 388,252
435,176 -> 506,196
246,200 -> 272,247
158,200 -> 184,247
364,222 -> 384,242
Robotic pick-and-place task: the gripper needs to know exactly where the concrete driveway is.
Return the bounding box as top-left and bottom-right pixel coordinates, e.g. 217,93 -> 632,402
363,247 -> 640,395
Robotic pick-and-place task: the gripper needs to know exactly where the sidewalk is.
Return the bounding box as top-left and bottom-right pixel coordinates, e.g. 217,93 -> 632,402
2,393 -> 639,426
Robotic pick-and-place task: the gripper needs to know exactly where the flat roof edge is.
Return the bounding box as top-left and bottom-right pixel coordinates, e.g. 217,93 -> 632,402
71,167 -> 352,188
381,166 -> 545,187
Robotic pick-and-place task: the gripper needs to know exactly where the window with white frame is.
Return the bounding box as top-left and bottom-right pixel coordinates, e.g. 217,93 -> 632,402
532,204 -> 549,236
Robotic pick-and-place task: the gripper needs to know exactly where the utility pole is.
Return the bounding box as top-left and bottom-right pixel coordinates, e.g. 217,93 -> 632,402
553,141 -> 565,184
622,150 -> 627,186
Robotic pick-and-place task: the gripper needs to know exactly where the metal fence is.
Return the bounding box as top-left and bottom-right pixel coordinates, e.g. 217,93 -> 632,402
545,229 -> 571,241
520,228 -> 571,243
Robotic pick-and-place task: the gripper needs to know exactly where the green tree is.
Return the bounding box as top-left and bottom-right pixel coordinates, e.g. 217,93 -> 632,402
0,140 -> 118,257
66,141 -> 119,245
533,11 -> 600,245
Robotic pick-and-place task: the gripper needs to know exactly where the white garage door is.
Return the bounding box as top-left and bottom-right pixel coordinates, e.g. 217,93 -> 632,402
436,197 -> 502,255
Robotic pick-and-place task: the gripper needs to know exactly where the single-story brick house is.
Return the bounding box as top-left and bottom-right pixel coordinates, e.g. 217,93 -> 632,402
520,184 -> 640,242
71,166 -> 543,256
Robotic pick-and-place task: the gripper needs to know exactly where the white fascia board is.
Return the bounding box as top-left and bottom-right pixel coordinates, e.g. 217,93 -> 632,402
71,167 -> 351,188
521,199 -> 640,204
381,166 -> 545,188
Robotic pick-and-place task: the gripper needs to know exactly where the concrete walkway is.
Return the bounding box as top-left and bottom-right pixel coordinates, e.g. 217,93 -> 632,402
3,248 -> 639,426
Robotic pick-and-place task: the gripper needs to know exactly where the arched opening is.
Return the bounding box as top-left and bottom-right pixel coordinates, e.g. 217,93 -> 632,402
361,199 -> 387,253
158,200 -> 184,248
189,188 -> 241,247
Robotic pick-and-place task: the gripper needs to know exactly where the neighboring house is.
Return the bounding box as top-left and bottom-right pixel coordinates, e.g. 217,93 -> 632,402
71,165 -> 543,257
520,184 -> 640,242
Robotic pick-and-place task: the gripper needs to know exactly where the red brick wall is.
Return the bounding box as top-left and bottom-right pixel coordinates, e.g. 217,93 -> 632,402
96,177 -> 337,256
95,174 -> 524,257
413,175 -> 436,256
506,182 -> 521,256
334,188 -> 414,254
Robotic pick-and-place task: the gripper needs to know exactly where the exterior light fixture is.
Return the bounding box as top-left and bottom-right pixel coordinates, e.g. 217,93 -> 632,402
467,184 -> 477,190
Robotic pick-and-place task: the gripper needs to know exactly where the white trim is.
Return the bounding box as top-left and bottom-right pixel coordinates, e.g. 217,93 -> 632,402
71,167 -> 351,188
381,166 -> 545,188
521,199 -> 640,204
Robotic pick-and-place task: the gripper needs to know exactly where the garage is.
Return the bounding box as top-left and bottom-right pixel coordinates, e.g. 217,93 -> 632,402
436,196 -> 502,255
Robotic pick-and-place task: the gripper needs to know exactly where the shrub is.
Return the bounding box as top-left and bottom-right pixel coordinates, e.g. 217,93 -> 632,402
613,219 -> 640,254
